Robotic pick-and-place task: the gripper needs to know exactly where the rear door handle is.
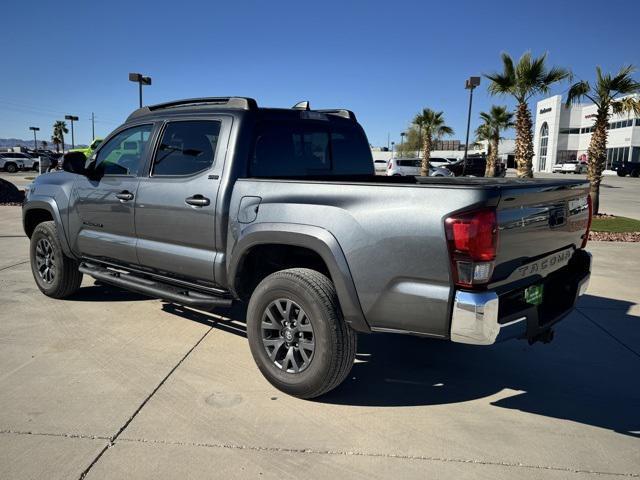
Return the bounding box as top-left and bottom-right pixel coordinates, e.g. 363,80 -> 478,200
185,194 -> 210,207
116,191 -> 134,201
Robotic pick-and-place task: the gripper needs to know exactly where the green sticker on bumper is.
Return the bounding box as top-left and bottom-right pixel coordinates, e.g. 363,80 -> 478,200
525,284 -> 544,305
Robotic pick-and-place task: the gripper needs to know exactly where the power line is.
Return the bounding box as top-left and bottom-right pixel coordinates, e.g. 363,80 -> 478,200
0,98 -> 122,124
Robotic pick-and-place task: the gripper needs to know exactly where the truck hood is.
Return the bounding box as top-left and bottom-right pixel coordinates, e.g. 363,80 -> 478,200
26,171 -> 77,201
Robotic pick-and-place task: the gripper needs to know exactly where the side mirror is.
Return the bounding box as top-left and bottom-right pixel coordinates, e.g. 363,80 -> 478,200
62,151 -> 88,175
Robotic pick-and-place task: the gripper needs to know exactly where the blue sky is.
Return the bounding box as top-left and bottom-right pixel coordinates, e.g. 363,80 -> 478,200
2,0 -> 639,147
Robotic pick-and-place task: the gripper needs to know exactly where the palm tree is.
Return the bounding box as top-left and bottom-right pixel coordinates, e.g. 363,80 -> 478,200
51,135 -> 61,152
413,109 -> 454,176
51,136 -> 59,152
474,122 -> 493,156
565,66 -> 640,214
53,121 -> 68,152
477,106 -> 514,177
485,52 -> 570,178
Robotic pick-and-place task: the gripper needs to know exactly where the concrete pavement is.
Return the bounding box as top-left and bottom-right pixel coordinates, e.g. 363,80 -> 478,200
0,205 -> 638,479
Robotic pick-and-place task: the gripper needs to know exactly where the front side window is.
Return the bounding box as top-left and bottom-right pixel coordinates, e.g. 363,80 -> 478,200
95,124 -> 153,176
152,121 -> 220,176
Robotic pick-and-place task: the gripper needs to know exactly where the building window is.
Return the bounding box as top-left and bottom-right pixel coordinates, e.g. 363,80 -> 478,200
538,122 -> 549,170
606,146 -> 630,169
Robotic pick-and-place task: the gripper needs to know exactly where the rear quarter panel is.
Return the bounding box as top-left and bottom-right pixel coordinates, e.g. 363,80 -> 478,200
228,179 -> 496,337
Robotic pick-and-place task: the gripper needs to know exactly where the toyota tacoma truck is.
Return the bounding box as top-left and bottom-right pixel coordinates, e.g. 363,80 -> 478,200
22,97 -> 592,399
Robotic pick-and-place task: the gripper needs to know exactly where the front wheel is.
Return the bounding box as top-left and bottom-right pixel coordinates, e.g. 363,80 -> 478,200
246,268 -> 357,399
617,171 -> 626,177
30,221 -> 83,298
4,163 -> 17,173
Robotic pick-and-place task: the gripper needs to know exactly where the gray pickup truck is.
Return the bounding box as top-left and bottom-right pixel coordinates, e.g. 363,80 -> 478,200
22,97 -> 592,398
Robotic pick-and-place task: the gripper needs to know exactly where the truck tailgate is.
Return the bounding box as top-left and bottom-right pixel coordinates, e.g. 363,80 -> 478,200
491,180 -> 590,284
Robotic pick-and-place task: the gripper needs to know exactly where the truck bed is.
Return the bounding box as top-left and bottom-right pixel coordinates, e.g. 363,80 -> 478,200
246,174 -> 588,190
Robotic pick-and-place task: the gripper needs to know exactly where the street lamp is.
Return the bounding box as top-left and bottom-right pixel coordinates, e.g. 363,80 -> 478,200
129,72 -> 152,108
462,76 -> 481,175
65,115 -> 79,149
391,141 -> 395,159
29,126 -> 40,151
400,132 -> 406,153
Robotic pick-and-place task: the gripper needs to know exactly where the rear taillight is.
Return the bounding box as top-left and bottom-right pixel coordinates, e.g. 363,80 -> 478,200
581,194 -> 592,249
445,209 -> 498,288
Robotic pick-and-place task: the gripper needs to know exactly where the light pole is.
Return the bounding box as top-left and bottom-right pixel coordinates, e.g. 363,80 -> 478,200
65,115 -> 78,149
462,76 -> 481,176
29,126 -> 40,151
400,132 -> 406,157
129,72 -> 152,108
391,141 -> 395,159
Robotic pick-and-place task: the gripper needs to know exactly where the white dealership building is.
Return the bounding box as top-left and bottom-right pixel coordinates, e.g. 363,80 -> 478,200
532,94 -> 640,173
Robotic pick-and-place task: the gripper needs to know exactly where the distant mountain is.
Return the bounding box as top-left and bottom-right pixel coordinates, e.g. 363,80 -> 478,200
0,138 -> 86,150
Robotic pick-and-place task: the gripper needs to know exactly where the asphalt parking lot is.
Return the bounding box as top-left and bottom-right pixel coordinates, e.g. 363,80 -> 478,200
0,181 -> 639,478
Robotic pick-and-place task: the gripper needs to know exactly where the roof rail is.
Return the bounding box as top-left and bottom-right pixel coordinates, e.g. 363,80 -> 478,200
127,97 -> 258,121
316,109 -> 357,121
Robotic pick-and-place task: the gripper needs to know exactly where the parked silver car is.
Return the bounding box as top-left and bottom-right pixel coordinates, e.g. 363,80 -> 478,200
560,161 -> 588,174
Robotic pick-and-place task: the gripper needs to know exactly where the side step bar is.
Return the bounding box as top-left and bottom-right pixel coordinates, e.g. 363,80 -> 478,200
79,263 -> 233,308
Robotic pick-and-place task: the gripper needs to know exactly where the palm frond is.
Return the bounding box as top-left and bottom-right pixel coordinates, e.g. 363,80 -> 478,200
612,97 -> 640,116
565,80 -> 592,106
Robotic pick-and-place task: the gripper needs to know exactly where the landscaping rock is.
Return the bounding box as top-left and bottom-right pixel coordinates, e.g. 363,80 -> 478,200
589,231 -> 640,242
0,178 -> 25,205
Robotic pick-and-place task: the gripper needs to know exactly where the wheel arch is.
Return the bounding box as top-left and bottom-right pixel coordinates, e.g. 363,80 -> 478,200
23,197 -> 74,257
228,223 -> 370,333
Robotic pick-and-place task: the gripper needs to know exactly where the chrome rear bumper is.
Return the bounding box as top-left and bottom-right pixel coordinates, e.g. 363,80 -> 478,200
451,263 -> 591,346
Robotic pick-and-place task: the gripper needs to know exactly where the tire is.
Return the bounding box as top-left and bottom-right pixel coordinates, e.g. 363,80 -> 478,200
30,221 -> 83,298
617,170 -> 626,177
246,268 -> 357,399
4,162 -> 17,173
631,170 -> 639,178
33,162 -> 39,171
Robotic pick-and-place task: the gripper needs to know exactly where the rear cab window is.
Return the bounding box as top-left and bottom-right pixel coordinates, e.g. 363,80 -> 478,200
249,118 -> 373,177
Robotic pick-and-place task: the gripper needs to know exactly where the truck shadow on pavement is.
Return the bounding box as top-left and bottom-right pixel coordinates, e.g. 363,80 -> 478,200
68,282 -> 151,302
322,294 -> 640,438
132,291 -> 639,438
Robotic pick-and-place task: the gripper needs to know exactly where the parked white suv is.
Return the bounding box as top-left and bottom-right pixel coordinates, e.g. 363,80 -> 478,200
386,158 -> 453,177
0,152 -> 38,172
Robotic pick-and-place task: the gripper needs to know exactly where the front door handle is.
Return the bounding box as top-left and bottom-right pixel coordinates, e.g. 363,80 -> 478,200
116,190 -> 134,201
185,194 -> 210,207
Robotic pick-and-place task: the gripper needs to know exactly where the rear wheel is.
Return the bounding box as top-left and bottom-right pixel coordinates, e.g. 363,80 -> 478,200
4,162 -> 17,173
631,170 -> 639,178
617,170 -> 626,177
246,268 -> 356,399
30,221 -> 83,298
